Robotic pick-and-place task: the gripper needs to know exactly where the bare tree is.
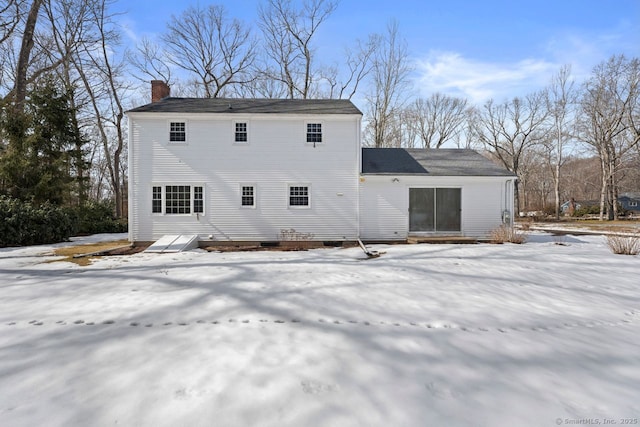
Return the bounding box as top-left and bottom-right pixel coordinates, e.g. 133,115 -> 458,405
258,0 -> 337,99
473,91 -> 550,214
0,1 -> 24,45
71,0 -> 128,217
162,4 -> 257,98
579,55 -> 640,220
320,35 -> 377,99
127,37 -> 172,86
0,1 -> 25,95
364,20 -> 412,147
12,0 -> 42,111
544,65 -> 577,219
411,93 -> 469,148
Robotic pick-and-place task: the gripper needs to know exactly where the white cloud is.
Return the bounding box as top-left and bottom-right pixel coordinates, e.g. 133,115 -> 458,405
415,21 -> 640,106
414,51 -> 558,104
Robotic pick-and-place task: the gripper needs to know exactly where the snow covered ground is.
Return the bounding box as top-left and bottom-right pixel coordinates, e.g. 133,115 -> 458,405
0,232 -> 639,427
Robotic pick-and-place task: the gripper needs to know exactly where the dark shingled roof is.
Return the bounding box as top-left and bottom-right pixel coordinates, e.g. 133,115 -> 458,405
127,98 -> 363,115
362,148 -> 516,177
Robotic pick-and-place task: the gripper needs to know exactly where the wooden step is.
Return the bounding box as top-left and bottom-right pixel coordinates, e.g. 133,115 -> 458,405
407,236 -> 477,244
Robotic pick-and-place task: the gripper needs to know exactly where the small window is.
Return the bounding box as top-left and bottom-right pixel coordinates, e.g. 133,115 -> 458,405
241,186 -> 255,207
306,123 -> 322,144
194,186 -> 204,213
289,185 -> 309,207
170,122 -> 186,142
165,185 -> 191,214
152,186 -> 162,213
630,201 -> 638,207
235,122 -> 248,143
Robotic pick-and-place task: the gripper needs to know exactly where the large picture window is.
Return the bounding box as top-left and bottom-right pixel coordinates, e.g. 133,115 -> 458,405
152,185 -> 204,214
165,185 -> 191,214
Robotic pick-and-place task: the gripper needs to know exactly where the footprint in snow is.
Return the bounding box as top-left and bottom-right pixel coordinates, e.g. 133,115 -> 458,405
425,382 -> 461,400
300,380 -> 339,395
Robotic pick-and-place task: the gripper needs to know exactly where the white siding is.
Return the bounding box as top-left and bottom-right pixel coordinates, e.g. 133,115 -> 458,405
128,113 -> 361,242
359,175 -> 513,240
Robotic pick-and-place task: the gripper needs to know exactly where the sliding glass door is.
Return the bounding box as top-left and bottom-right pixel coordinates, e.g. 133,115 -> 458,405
409,188 -> 461,233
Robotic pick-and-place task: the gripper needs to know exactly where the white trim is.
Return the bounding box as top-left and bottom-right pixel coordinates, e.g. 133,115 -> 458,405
240,183 -> 257,208
407,186 -> 462,234
151,183 -> 205,216
233,120 -> 250,145
167,120 -> 188,144
304,120 -> 324,146
287,183 -> 311,209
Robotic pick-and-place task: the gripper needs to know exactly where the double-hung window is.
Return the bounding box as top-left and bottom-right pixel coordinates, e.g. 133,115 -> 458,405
306,123 -> 322,144
152,185 -> 204,214
193,186 -> 204,213
289,185 -> 309,207
241,186 -> 255,207
152,186 -> 162,213
235,122 -> 248,143
169,122 -> 186,142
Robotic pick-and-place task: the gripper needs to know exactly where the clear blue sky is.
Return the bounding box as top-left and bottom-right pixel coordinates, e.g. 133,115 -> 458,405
118,0 -> 640,104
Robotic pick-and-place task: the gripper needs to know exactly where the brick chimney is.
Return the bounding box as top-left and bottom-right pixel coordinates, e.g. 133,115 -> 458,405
151,80 -> 170,102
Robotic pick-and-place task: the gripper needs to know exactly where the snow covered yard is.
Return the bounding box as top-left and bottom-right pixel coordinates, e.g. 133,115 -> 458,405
0,233 -> 638,427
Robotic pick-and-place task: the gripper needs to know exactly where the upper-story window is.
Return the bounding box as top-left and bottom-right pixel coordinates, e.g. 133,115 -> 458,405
306,123 -> 322,144
235,122 -> 248,143
169,122 -> 186,142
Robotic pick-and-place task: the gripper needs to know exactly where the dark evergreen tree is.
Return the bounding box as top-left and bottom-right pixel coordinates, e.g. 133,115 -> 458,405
0,79 -> 88,206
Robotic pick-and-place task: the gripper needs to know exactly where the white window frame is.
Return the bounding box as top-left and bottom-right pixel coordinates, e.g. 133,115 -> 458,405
240,184 -> 256,208
233,120 -> 249,144
151,184 -> 205,215
168,120 -> 187,144
305,121 -> 323,146
288,184 -> 311,209
629,201 -> 638,207
152,186 -> 162,214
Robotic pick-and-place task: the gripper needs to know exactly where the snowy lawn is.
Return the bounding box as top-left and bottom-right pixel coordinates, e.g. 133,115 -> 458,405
0,233 -> 639,427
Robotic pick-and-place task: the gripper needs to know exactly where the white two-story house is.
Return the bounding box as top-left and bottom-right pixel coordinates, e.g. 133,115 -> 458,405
127,81 -> 362,244
127,81 -> 515,245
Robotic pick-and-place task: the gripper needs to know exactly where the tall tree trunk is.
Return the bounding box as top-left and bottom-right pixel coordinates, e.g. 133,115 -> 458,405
14,0 -> 43,112
598,154 -> 607,221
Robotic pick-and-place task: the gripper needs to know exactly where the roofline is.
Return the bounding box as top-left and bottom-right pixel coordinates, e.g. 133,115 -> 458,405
361,173 -> 517,177
126,110 -> 363,116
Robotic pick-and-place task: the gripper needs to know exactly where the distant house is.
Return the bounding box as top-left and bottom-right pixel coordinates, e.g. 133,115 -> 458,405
619,193 -> 640,213
126,81 -> 515,245
561,194 -> 640,216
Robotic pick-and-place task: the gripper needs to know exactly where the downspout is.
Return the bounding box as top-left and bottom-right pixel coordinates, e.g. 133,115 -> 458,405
127,114 -> 134,243
356,116 -> 362,240
503,179 -> 514,226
